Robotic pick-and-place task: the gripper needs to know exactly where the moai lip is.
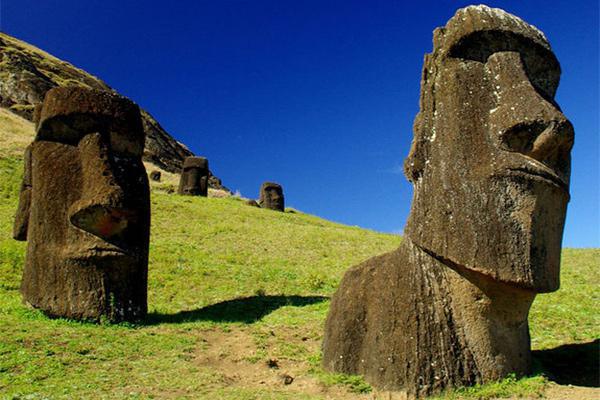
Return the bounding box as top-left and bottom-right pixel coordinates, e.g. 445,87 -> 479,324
259,182 -> 284,212
178,156 -> 209,196
14,86 -> 150,323
322,5 -> 573,398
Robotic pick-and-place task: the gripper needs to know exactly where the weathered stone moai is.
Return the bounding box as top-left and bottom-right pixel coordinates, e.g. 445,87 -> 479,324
259,182 -> 284,211
14,87 -> 151,322
322,5 -> 574,398
149,170 -> 161,181
178,156 -> 209,196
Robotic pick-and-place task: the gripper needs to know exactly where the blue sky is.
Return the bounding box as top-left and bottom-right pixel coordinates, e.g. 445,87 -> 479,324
2,0 -> 598,247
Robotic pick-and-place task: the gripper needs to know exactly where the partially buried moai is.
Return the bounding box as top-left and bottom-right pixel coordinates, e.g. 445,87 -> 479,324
259,182 -> 284,211
178,156 -> 209,196
322,5 -> 573,398
14,87 -> 150,322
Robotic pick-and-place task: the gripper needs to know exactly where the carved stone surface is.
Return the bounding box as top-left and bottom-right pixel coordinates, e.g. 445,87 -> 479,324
322,5 -> 573,398
259,182 -> 284,211
14,86 -> 150,322
177,156 -> 209,196
149,170 -> 161,181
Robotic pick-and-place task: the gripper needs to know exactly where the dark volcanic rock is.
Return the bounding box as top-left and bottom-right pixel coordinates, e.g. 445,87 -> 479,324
244,199 -> 260,208
149,170 -> 161,181
15,87 -> 150,323
0,32 -> 217,179
259,182 -> 284,211
178,156 -> 209,196
322,5 -> 573,398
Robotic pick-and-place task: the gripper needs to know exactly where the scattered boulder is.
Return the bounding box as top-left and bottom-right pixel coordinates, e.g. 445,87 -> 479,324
149,170 -> 161,181
14,86 -> 150,322
259,182 -> 284,211
281,374 -> 294,385
322,5 -> 573,398
177,156 -> 209,196
244,199 -> 260,208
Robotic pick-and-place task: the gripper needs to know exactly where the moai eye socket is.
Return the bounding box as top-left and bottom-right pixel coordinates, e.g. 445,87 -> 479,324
447,30 -> 561,101
36,87 -> 145,156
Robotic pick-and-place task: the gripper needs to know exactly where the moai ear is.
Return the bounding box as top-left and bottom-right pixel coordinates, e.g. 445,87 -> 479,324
404,54 -> 435,183
13,145 -> 33,241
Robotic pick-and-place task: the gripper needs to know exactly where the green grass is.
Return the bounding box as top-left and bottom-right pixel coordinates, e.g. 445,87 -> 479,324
429,374 -> 547,400
0,154 -> 597,399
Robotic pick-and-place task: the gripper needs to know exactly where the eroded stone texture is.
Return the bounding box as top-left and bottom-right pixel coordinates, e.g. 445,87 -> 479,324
259,182 -> 284,211
322,5 -> 573,398
178,156 -> 209,196
14,86 -> 150,322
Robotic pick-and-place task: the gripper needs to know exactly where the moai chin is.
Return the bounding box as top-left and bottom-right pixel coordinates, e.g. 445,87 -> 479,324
322,5 -> 573,398
14,87 -> 150,322
178,157 -> 209,196
259,182 -> 284,211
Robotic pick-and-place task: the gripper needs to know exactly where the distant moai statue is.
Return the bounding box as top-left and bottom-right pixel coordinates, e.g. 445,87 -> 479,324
259,182 -> 284,211
149,170 -> 161,181
322,5 -> 574,398
178,156 -> 209,196
14,87 -> 150,322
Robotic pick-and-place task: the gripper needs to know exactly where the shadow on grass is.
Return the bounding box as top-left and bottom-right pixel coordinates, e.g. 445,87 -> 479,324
533,339 -> 599,387
144,295 -> 328,325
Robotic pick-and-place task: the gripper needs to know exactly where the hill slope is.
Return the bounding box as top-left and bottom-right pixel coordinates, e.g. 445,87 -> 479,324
0,126 -> 598,397
0,153 -> 598,399
0,32 -> 202,176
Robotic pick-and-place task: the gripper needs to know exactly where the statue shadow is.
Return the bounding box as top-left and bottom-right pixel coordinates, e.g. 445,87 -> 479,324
144,294 -> 328,325
533,339 -> 599,387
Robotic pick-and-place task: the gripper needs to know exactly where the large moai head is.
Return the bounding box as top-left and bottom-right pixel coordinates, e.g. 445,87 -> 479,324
178,156 -> 209,196
404,5 -> 573,293
259,182 -> 284,211
13,87 -> 150,322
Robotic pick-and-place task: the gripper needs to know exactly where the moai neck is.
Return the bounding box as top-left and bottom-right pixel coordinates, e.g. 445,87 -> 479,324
409,239 -> 536,381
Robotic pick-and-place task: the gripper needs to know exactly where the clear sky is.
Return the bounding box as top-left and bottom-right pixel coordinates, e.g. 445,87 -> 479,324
1,0 -> 598,247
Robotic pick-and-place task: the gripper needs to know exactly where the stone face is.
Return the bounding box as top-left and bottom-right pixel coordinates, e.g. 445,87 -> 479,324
178,156 -> 209,196
259,182 -> 284,211
149,170 -> 161,181
14,86 -> 150,322
323,5 -> 573,398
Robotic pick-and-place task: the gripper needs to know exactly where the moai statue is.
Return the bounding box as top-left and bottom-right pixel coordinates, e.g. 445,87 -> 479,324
13,87 -> 150,322
259,182 -> 284,211
322,5 -> 573,398
178,156 -> 209,196
149,170 -> 161,181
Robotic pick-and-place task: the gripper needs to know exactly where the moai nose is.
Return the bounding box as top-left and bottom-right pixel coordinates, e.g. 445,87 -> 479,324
69,133 -> 134,239
486,52 -> 574,178
526,119 -> 574,163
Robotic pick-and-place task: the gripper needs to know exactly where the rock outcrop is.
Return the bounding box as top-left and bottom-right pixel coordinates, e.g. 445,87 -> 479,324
0,31 -> 223,188
322,5 -> 573,398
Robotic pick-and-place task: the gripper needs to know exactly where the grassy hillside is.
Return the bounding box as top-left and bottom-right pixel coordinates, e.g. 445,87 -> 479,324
0,115 -> 598,399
